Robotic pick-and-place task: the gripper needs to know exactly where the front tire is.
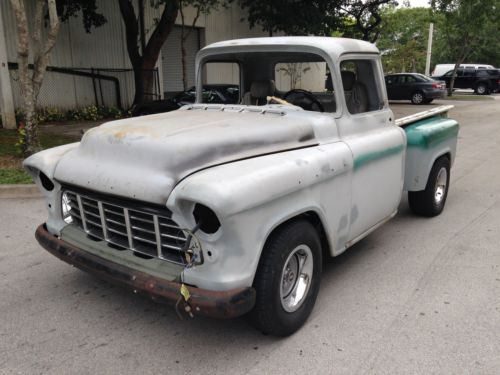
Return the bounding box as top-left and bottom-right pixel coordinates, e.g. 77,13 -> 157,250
248,219 -> 322,336
408,156 -> 450,217
411,91 -> 425,104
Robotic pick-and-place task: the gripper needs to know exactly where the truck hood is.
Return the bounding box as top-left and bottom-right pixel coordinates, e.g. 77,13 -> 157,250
54,105 -> 318,204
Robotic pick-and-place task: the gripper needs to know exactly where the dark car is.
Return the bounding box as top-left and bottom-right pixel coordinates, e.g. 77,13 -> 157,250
132,84 -> 240,116
385,73 -> 447,104
433,68 -> 500,95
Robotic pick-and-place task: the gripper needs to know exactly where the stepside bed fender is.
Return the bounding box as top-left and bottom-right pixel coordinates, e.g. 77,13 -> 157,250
402,117 -> 459,192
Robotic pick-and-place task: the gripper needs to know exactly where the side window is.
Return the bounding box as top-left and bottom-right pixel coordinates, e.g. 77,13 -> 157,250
406,75 -> 417,83
463,69 -> 475,77
340,59 -> 382,115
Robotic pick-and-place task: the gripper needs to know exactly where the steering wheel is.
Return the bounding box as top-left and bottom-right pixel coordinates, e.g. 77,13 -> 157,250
282,89 -> 324,112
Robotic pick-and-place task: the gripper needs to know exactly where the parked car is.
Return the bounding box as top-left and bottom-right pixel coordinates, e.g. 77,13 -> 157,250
132,84 -> 240,116
385,73 -> 446,104
26,37 -> 459,336
431,63 -> 494,77
433,68 -> 500,95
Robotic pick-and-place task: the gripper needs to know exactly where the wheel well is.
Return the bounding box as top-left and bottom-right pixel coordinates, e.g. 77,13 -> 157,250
437,152 -> 451,163
425,152 -> 451,185
265,211 -> 331,260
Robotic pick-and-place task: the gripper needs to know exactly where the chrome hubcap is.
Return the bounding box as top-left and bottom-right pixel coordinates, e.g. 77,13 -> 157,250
280,245 -> 313,313
413,93 -> 423,103
434,167 -> 447,205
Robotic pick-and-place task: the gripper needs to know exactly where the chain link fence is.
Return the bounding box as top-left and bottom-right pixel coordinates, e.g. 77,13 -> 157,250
8,63 -> 161,111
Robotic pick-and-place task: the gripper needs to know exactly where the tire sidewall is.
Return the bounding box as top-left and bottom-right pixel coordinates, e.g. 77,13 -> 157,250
252,220 -> 322,336
411,91 -> 425,104
427,157 -> 451,214
475,83 -> 488,95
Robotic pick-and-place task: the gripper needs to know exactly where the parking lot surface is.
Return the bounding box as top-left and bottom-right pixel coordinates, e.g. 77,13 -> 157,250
1,99 -> 499,374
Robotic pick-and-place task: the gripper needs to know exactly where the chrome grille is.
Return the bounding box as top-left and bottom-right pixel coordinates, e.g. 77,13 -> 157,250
64,190 -> 188,264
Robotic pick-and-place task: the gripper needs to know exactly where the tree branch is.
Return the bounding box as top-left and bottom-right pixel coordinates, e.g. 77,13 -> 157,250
10,0 -> 30,105
32,0 -> 60,99
32,0 -> 44,56
118,0 -> 142,68
143,1 -> 179,67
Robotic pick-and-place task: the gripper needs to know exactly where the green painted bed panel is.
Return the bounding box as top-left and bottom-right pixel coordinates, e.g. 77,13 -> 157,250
353,144 -> 405,170
404,117 -> 459,149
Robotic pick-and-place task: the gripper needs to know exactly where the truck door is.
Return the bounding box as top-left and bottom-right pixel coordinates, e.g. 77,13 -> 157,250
337,57 -> 406,242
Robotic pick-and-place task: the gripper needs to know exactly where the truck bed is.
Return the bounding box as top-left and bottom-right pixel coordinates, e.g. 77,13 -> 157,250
397,105 -> 459,192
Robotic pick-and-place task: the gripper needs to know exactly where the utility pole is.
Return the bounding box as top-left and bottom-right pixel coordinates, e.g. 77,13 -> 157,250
0,9 -> 16,129
425,22 -> 434,76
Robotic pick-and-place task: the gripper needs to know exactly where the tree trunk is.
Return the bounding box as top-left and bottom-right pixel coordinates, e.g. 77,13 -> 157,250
448,62 -> 461,97
133,66 -> 155,104
11,0 -> 60,156
181,38 -> 188,90
119,0 -> 178,106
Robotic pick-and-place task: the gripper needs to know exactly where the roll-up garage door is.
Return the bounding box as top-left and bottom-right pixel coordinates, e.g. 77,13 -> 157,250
161,26 -> 200,94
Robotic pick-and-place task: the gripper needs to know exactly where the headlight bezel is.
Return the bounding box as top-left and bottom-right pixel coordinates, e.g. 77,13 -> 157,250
193,203 -> 221,235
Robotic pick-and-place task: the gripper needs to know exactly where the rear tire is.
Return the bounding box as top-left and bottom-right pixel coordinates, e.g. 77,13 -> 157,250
408,156 -> 450,217
248,219 -> 322,336
411,91 -> 425,104
474,82 -> 489,95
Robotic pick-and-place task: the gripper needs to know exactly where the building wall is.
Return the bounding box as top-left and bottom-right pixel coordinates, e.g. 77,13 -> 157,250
0,1 -> 267,110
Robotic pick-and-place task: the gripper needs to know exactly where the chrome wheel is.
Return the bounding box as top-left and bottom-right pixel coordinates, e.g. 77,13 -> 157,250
280,245 -> 313,313
412,92 -> 424,104
434,167 -> 448,205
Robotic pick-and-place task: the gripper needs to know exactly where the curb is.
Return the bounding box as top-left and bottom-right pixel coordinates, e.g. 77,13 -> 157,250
0,184 -> 42,199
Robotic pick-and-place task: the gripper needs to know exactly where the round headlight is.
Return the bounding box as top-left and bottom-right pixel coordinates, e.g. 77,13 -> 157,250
61,192 -> 73,224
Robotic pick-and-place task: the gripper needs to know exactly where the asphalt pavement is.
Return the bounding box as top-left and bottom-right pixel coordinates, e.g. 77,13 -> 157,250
1,99 -> 499,374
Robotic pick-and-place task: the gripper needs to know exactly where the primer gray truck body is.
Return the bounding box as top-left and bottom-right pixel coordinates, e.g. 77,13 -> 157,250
26,37 -> 459,325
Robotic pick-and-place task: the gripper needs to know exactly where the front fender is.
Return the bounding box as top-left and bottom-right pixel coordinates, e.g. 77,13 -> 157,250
167,143 -> 352,291
23,143 -> 80,235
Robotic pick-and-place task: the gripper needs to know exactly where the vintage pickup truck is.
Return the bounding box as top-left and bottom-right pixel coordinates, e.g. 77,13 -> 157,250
25,37 -> 459,336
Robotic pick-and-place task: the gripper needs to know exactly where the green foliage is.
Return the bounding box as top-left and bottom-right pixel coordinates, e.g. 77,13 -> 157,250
34,107 -> 67,123
431,0 -> 500,67
0,129 -> 77,158
376,6 -> 435,73
0,169 -> 33,184
15,126 -> 27,156
236,0 -> 395,40
431,0 -> 500,93
66,105 -> 126,121
56,0 -> 107,33
13,106 -> 128,125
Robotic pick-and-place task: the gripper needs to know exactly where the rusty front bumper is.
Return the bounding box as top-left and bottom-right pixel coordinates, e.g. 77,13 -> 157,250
35,224 -> 256,319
